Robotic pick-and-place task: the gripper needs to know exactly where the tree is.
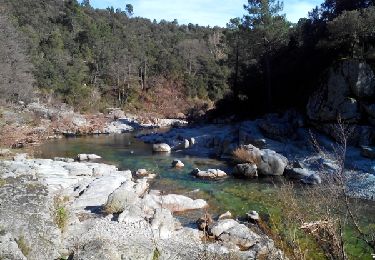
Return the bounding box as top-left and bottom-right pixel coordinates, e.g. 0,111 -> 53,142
0,13 -> 34,102
242,0 -> 290,110
126,4 -> 134,17
81,0 -> 91,8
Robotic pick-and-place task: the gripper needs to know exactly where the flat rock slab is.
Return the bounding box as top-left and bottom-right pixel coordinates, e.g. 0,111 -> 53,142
73,174 -> 128,210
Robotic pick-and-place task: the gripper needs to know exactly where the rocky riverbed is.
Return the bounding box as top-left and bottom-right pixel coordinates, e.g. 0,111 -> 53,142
137,115 -> 375,200
0,155 -> 285,260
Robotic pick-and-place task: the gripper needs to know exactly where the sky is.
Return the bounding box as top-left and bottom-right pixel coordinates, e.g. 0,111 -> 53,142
90,0 -> 323,27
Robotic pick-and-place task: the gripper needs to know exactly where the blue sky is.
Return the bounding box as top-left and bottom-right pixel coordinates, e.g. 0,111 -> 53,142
90,0 -> 323,26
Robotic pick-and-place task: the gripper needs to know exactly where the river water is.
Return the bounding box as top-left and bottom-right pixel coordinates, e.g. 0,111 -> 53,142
37,132 -> 375,259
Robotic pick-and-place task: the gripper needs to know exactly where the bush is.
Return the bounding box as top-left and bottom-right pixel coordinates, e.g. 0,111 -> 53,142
232,147 -> 261,165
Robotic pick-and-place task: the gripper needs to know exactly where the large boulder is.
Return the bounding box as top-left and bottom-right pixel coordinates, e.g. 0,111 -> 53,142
258,149 -> 288,176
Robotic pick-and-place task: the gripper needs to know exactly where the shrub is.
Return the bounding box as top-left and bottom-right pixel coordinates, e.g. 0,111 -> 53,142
53,196 -> 69,231
232,147 -> 261,165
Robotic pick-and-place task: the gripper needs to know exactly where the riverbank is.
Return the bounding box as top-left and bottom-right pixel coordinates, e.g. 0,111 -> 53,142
0,155 -> 284,259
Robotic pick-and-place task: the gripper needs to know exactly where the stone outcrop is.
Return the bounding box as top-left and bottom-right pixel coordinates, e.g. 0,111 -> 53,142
307,60 -> 375,123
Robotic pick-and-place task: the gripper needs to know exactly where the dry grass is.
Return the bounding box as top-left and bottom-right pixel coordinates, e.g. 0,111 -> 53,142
232,147 -> 261,165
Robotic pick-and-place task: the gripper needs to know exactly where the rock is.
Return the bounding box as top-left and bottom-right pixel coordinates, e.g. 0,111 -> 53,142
151,208 -> 179,239
361,146 -> 375,159
285,167 -> 314,179
246,210 -> 259,221
74,239 -> 122,260
143,193 -> 207,212
135,169 -> 149,177
301,174 -> 322,185
219,223 -> 261,250
364,103 -> 375,118
73,174 -> 128,210
0,149 -> 12,157
233,163 -> 258,178
196,214 -> 213,231
152,143 -> 171,153
0,233 -> 27,260
76,154 -> 101,161
13,153 -> 27,161
218,211 -> 232,220
251,139 -> 267,149
210,219 -> 239,237
107,108 -> 125,120
240,144 -> 262,163
258,149 -> 288,176
118,204 -> 145,224
183,139 -> 190,149
53,157 -> 74,163
307,60 -> 374,122
172,159 -> 184,168
192,169 -> 227,179
104,182 -> 139,213
134,178 -> 149,196
348,62 -> 375,98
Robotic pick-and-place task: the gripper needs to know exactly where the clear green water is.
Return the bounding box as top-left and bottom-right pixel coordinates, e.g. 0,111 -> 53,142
36,133 -> 375,259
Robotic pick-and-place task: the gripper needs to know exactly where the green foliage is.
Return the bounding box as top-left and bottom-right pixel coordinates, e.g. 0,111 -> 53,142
3,0 -> 226,110
152,248 -> 161,260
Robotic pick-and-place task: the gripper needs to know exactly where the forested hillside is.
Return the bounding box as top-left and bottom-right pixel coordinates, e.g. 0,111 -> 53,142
2,0 -> 228,113
1,0 -> 375,119
221,0 -> 375,117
